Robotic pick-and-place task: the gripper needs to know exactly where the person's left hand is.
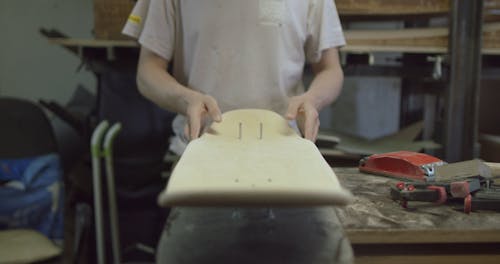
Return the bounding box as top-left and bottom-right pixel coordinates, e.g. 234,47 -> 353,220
286,94 -> 320,142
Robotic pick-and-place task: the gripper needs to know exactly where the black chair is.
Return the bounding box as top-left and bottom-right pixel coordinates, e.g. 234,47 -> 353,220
0,97 -> 63,263
36,63 -> 175,263
0,97 -> 57,158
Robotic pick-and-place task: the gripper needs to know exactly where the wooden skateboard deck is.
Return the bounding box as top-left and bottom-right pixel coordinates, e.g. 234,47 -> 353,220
158,109 -> 354,207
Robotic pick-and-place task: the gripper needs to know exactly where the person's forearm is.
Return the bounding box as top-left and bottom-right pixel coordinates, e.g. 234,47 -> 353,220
136,48 -> 196,115
305,48 -> 344,111
306,67 -> 343,111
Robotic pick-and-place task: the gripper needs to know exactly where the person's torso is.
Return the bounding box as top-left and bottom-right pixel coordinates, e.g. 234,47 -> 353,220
171,0 -> 310,114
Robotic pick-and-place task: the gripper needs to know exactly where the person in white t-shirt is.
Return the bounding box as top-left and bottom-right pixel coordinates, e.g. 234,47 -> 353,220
124,0 -> 353,263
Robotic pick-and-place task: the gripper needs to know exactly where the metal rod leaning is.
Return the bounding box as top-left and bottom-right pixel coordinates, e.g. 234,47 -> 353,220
90,121 -> 109,264
103,123 -> 122,264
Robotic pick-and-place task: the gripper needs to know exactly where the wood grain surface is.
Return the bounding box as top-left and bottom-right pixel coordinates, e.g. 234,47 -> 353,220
158,109 -> 354,207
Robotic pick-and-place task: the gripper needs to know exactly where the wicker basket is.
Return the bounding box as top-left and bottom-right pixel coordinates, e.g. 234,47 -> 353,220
94,0 -> 135,40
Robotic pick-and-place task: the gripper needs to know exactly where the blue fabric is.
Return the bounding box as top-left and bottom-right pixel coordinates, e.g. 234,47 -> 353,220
0,154 -> 64,240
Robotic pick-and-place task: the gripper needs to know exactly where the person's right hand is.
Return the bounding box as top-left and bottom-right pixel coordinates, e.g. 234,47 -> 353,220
184,92 -> 222,141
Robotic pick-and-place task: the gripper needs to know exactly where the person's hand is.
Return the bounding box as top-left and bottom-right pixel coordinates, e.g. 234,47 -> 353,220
286,94 -> 320,142
184,92 -> 222,140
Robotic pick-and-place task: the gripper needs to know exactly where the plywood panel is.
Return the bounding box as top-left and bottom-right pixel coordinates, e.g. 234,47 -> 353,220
344,22 -> 500,51
337,0 -> 500,16
158,109 -> 354,207
336,0 -> 450,16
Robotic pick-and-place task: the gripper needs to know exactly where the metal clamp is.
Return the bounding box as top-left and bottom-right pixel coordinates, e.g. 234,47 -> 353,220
421,161 -> 447,182
427,55 -> 444,80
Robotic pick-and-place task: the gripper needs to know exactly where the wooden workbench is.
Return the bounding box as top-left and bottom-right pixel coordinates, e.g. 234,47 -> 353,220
334,167 -> 500,264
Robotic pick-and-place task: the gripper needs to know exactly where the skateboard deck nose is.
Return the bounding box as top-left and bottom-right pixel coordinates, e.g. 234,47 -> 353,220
158,109 -> 354,207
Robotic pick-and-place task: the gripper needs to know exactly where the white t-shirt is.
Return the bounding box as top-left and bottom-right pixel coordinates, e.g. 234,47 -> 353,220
122,0 -> 151,38
125,0 -> 345,153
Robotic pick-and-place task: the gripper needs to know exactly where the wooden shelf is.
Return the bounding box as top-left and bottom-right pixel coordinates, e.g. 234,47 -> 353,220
49,38 -> 500,55
336,0 -> 500,17
343,22 -> 500,55
47,22 -> 500,55
337,0 -> 450,16
47,38 -> 138,48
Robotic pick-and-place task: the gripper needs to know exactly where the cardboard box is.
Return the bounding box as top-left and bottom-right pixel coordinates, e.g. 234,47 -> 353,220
94,0 -> 135,40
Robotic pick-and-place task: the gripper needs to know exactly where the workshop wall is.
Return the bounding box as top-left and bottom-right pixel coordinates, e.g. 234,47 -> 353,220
329,76 -> 401,140
0,0 -> 96,104
320,21 -> 404,138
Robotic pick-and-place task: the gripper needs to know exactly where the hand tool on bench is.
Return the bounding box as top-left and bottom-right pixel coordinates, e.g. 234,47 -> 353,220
389,178 -> 483,213
390,181 -> 447,208
434,159 -> 493,182
468,182 -> 500,212
429,160 -> 500,212
359,151 -> 497,182
359,151 -> 446,182
359,151 -> 500,213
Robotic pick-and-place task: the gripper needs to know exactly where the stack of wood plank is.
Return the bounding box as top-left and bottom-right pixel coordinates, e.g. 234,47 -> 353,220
337,0 -> 500,53
344,23 -> 500,53
484,24 -> 500,50
337,0 -> 499,17
336,0 -> 449,16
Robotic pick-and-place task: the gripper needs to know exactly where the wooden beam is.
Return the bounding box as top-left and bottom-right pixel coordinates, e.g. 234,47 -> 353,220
336,0 -> 450,16
47,38 -> 138,48
337,0 -> 500,16
347,229 -> 500,244
342,22 -> 500,54
355,255 -> 500,264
